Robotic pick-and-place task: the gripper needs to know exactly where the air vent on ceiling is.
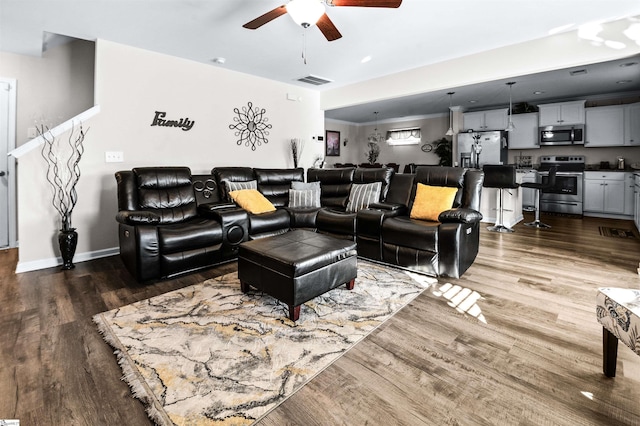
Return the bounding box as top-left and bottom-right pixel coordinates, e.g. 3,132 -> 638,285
570,69 -> 588,76
297,75 -> 333,86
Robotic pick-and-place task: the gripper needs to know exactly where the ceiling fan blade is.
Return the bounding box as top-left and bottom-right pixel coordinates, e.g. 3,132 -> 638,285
242,5 -> 288,29
329,0 -> 402,7
317,13 -> 342,41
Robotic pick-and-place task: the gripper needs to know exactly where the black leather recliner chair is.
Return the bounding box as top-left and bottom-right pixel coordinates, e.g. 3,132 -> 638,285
358,166 -> 484,278
115,167 -> 227,281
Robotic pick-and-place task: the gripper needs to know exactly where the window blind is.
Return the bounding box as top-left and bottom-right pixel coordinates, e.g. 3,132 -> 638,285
386,128 -> 421,145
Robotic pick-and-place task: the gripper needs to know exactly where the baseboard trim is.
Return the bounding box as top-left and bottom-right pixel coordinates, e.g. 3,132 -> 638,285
15,247 -> 120,273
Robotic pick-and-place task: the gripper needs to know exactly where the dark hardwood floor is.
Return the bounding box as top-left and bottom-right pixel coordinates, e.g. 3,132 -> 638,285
2,213 -> 640,425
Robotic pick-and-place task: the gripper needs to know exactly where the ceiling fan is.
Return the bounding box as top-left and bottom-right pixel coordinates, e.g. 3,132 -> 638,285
243,0 -> 403,42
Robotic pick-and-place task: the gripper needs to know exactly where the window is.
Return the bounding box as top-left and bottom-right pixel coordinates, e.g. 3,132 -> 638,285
386,128 -> 421,145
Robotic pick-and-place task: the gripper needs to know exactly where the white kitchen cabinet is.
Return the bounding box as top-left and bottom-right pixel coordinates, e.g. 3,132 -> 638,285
585,103 -> 640,147
625,102 -> 640,146
585,105 -> 625,147
508,113 -> 539,149
538,100 -> 585,126
625,172 -> 635,216
583,172 -> 625,215
463,108 -> 508,131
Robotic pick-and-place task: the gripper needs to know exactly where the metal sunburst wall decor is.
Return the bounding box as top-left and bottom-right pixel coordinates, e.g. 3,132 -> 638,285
229,101 -> 272,151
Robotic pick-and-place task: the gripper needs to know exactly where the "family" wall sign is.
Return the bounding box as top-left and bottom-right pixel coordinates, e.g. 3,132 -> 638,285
150,111 -> 194,131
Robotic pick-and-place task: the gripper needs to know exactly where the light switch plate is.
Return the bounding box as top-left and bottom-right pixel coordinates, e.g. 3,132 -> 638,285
105,151 -> 124,163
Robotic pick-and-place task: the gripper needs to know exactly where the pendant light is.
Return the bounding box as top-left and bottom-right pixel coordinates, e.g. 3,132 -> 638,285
505,82 -> 516,132
368,111 -> 384,144
445,92 -> 455,136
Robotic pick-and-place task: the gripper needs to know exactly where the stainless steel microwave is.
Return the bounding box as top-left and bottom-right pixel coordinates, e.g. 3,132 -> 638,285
539,124 -> 585,146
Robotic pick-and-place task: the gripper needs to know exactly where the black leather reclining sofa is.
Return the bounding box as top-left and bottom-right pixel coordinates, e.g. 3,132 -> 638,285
115,165 -> 484,281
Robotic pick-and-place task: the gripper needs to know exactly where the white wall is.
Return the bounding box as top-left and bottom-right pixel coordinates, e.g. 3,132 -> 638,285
325,114 -> 449,171
10,39 -> 325,271
0,40 -> 95,146
322,120 -> 358,165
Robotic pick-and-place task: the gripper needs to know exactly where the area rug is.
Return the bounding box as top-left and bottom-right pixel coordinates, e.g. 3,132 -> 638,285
93,260 -> 436,426
599,226 -> 636,238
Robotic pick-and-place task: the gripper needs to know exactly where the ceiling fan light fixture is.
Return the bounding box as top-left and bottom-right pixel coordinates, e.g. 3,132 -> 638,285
286,0 -> 325,28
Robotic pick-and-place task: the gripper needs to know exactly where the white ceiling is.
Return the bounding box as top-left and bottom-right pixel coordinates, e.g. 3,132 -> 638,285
2,0 -> 640,123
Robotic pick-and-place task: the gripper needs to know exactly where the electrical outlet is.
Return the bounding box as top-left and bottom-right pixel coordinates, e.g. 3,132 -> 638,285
105,151 -> 124,163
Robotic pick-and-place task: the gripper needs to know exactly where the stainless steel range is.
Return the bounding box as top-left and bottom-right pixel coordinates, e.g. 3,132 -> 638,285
538,155 -> 585,215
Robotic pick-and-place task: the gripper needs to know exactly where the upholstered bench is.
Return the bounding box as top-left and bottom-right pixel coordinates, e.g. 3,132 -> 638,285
596,287 -> 640,377
238,230 -> 357,321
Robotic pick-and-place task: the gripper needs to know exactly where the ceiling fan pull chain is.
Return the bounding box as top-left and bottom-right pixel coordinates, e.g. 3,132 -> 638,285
302,31 -> 307,65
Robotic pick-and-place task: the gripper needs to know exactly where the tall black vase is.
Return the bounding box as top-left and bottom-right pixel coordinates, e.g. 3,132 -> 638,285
58,228 -> 78,270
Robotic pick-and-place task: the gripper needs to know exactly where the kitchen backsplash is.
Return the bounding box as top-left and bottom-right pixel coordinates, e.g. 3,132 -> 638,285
508,145 -> 640,168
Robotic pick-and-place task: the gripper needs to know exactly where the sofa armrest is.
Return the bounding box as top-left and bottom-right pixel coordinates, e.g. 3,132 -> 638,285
116,210 -> 161,225
438,208 -> 483,224
197,202 -> 238,217
368,202 -> 407,215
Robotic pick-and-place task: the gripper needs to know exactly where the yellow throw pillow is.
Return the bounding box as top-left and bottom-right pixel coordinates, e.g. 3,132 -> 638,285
410,183 -> 458,221
228,189 -> 276,214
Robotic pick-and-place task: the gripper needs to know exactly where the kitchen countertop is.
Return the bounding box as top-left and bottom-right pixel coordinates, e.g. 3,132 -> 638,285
584,167 -> 637,172
516,167 -> 640,173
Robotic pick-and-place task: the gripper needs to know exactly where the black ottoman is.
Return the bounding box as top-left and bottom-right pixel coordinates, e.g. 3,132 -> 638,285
238,229 -> 358,321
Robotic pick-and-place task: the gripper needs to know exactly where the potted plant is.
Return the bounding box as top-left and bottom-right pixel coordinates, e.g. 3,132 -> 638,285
366,142 -> 380,164
433,137 -> 452,166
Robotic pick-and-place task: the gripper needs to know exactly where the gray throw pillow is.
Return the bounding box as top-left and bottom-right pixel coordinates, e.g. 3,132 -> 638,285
291,181 -> 321,207
225,180 -> 257,192
288,189 -> 316,208
224,180 -> 258,202
346,182 -> 382,213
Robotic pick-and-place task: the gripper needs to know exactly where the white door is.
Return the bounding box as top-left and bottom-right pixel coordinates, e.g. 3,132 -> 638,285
0,78 -> 16,248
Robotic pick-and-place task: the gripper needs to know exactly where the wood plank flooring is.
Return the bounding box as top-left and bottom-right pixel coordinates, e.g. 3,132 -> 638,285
1,213 -> 640,425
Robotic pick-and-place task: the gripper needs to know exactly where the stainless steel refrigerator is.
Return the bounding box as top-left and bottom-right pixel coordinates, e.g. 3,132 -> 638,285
457,131 -> 508,169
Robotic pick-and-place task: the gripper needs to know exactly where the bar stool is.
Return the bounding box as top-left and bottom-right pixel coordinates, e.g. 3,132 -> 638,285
521,166 -> 557,229
482,164 -> 519,233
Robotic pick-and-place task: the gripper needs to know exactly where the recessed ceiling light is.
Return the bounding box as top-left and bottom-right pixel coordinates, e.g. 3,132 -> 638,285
617,80 -> 632,84
361,55 -> 372,64
619,61 -> 638,67
533,91 -> 545,95
468,100 -> 478,104
212,57 -> 226,64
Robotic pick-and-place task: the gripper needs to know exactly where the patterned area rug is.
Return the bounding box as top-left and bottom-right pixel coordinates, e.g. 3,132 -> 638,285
599,226 -> 636,238
93,260 -> 436,425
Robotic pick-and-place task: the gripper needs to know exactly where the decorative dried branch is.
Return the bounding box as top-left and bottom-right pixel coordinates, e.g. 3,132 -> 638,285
38,122 -> 87,231
290,138 -> 304,168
